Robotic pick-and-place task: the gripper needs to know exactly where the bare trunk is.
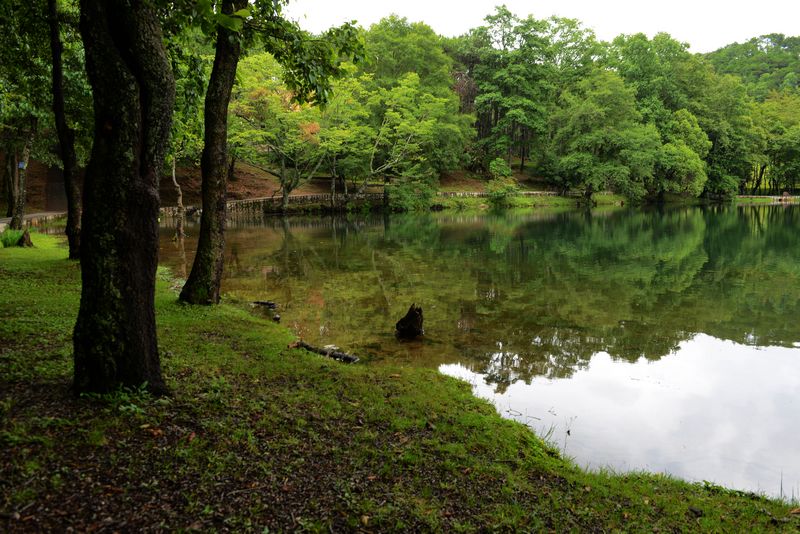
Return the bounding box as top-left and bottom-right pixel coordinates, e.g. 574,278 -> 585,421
2,153 -> 11,217
330,158 -> 336,210
281,155 -> 289,212
48,0 -> 82,259
73,0 -> 174,395
10,125 -> 36,231
180,0 -> 246,305
7,150 -> 18,221
171,156 -> 184,239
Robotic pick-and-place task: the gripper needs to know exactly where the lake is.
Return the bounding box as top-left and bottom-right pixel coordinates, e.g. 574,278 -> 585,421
159,204 -> 800,499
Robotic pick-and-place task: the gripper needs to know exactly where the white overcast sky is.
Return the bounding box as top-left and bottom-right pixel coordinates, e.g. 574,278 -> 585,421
284,0 -> 800,53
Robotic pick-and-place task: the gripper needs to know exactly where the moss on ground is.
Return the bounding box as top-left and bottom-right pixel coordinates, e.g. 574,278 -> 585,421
1,234 -> 798,531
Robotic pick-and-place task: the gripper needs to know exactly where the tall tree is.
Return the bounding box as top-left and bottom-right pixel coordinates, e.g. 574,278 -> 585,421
0,1 -> 49,229
551,69 -> 660,200
179,0 -> 247,305
48,0 -> 82,259
363,15 -> 453,95
180,1 -> 362,304
73,0 -> 174,394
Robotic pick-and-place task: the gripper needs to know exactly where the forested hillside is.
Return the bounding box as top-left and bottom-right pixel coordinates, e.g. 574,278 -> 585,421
3,4 -> 799,221
706,34 -> 800,100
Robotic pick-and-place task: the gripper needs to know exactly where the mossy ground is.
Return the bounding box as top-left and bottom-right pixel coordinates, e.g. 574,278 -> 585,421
1,234 -> 798,531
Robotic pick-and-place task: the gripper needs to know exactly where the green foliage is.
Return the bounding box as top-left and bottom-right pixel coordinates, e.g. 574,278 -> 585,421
706,34 -> 800,101
488,157 -> 512,180
550,69 -> 660,200
0,0 -> 92,170
229,50 -> 469,202
385,177 -> 436,211
486,177 -> 519,207
165,27 -> 210,165
363,15 -> 453,95
1,229 -> 24,248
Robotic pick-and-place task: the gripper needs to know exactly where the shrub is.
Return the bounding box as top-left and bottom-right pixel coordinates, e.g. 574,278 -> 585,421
1,229 -> 25,248
386,178 -> 436,211
488,157 -> 513,180
486,177 -> 520,207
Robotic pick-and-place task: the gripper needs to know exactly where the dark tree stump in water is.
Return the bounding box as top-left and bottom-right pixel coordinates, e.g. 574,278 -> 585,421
396,303 -> 423,339
16,229 -> 33,247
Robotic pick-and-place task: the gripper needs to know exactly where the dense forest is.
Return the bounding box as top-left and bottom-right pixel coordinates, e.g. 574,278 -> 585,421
3,4 -> 800,223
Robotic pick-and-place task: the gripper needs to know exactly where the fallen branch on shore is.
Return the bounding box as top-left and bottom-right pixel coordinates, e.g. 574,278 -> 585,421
288,340 -> 359,364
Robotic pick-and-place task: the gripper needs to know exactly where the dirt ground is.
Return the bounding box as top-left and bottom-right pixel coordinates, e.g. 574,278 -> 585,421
6,161 -> 336,213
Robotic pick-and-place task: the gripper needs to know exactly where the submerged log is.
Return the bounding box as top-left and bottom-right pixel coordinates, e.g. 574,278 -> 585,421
289,340 -> 359,364
396,303 -> 423,339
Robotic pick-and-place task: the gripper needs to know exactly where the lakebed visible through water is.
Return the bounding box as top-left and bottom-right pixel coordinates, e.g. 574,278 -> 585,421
159,205 -> 800,499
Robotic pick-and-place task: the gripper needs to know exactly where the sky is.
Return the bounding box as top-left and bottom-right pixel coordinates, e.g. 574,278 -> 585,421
283,0 -> 800,53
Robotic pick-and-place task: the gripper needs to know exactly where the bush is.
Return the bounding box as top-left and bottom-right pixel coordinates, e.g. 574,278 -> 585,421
486,177 -> 520,207
386,178 -> 436,211
488,157 -> 513,180
1,229 -> 25,248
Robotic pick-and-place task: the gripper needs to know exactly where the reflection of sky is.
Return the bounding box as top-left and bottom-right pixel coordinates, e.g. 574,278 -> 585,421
441,334 -> 800,499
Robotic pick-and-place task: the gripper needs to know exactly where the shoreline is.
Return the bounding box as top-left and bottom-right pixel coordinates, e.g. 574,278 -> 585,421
1,233 -> 798,531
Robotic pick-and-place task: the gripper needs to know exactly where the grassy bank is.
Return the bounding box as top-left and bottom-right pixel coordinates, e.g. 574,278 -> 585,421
1,234 -> 798,532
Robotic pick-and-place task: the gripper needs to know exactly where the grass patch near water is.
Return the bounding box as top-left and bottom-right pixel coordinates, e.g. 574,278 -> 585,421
1,234 -> 798,531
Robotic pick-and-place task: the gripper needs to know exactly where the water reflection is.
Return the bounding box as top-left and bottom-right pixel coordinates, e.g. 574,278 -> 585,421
442,334 -> 800,499
159,205 -> 800,496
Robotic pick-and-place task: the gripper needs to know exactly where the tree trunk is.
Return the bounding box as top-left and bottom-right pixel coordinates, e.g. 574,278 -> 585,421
228,154 -> 237,181
73,0 -> 174,395
6,150 -> 18,220
280,154 -> 290,212
9,124 -> 36,231
1,152 -> 11,217
48,0 -> 82,260
180,0 -> 246,305
171,156 -> 184,239
330,159 -> 337,211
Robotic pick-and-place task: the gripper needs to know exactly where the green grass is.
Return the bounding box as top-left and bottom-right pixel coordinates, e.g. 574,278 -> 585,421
735,195 -> 799,205
1,233 -> 798,531
436,192 -> 625,211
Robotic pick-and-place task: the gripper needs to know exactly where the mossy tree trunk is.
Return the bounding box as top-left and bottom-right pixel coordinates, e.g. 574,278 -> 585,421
48,0 -> 82,260
180,0 -> 246,305
73,0 -> 174,395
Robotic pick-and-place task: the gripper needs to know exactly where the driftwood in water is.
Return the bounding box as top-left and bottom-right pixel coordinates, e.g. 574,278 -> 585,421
289,340 -> 359,364
396,303 -> 423,339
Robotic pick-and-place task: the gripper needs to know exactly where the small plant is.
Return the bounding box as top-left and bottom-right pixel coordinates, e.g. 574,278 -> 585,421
80,383 -> 151,416
1,229 -> 25,248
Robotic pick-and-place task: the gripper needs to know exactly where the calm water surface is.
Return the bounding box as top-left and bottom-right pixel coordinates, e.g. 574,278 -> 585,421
160,205 -> 800,498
